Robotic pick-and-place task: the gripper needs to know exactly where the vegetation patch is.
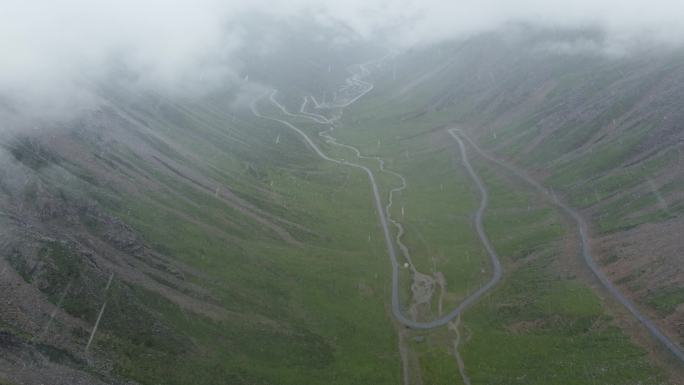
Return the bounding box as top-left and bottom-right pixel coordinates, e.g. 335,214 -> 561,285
6,136 -> 60,170
646,288 -> 684,316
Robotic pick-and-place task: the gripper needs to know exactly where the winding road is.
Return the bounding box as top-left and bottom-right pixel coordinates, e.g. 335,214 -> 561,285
251,62 -> 503,330
253,57 -> 684,375
451,128 -> 684,363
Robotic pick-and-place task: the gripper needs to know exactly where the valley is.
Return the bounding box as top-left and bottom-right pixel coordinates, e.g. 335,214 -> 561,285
1,28 -> 684,385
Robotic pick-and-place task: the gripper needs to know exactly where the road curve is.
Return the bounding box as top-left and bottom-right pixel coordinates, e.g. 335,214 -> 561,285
295,95 -> 418,271
311,62 -> 375,109
251,66 -> 503,328
450,128 -> 684,363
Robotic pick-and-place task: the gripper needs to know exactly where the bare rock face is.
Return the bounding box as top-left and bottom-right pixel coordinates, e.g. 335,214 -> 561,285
0,154 -> 217,385
0,331 -> 122,385
0,158 -> 167,384
38,199 -> 69,222
0,330 -> 22,349
101,218 -> 144,255
597,217 -> 684,346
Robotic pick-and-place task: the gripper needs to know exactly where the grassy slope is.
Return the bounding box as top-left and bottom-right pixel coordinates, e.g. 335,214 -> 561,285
461,165 -> 664,385
90,93 -> 407,384
0,82 -> 406,383
85,33 -> 682,383
4,30 -> 680,384
330,55 -> 671,383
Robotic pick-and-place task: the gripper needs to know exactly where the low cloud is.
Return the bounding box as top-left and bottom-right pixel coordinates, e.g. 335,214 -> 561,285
1,0 -> 250,121
2,0 -> 684,122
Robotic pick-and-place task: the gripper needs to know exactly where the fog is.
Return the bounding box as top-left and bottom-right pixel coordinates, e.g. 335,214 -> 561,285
3,0 -> 684,120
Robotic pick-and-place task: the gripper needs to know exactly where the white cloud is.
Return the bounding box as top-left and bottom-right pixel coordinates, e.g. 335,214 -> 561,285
0,0 -> 248,120
308,0 -> 684,48
2,0 -> 684,121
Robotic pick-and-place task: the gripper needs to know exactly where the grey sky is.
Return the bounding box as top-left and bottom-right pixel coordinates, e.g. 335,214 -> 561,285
2,0 -> 683,120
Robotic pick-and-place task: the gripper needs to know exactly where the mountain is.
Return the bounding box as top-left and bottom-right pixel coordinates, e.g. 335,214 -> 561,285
1,26 -> 683,384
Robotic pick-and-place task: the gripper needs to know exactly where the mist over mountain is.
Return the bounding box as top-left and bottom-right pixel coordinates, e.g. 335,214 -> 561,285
1,2 -> 684,385
4,0 -> 684,123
